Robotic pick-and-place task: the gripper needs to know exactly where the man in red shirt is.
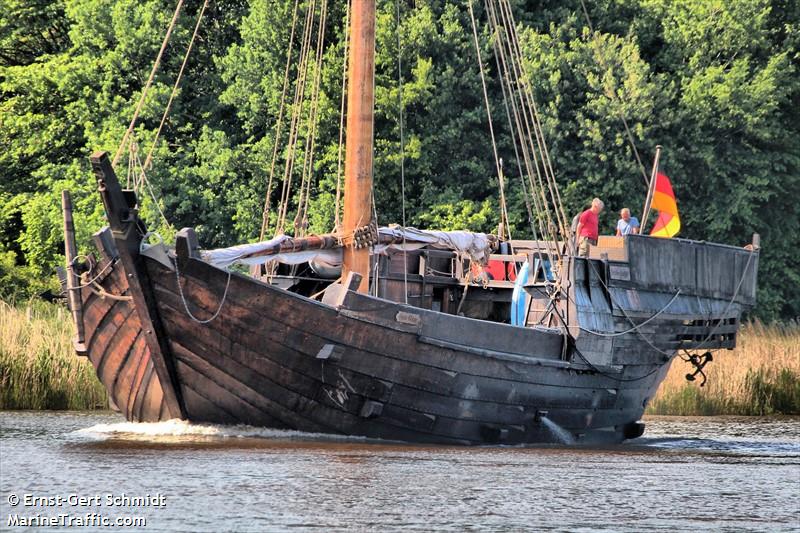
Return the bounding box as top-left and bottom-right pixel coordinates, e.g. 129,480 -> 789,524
575,198 -> 604,257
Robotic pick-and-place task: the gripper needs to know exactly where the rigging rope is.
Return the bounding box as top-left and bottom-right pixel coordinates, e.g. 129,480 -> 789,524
114,0 -> 208,233
260,0 -> 302,240
126,142 -> 136,188
112,0 -> 185,168
577,0 -> 650,187
296,0 -> 329,237
396,0 -> 408,303
487,21 -> 557,282
487,3 -> 548,237
131,138 -> 174,231
141,0 -> 209,174
496,0 -> 569,242
483,0 -> 563,262
467,0 -> 512,243
276,0 -> 318,236
333,0 -> 351,231
493,39 -> 536,239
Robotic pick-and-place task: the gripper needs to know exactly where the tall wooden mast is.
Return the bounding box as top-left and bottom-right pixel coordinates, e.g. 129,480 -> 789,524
341,0 -> 376,293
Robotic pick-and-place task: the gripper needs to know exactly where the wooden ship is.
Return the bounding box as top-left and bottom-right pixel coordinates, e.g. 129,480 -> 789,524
61,0 -> 759,445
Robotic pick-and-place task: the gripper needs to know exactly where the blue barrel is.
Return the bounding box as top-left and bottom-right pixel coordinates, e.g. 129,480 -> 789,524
510,261 -> 530,326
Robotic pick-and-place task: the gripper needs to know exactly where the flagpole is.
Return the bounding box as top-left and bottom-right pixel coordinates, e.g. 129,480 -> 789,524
639,145 -> 662,235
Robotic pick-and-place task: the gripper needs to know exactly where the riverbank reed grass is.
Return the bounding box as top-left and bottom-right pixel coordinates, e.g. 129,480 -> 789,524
0,300 -> 107,410
647,321 -> 800,415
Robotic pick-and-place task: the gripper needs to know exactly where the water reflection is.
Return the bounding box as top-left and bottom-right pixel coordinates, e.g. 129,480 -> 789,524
1,411 -> 799,532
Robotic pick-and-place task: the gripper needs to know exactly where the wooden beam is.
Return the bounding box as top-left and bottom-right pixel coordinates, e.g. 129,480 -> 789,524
90,151 -> 185,419
62,190 -> 87,353
341,0 -> 376,293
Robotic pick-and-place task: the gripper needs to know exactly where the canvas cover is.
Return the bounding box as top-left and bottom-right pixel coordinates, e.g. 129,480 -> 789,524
201,227 -> 494,269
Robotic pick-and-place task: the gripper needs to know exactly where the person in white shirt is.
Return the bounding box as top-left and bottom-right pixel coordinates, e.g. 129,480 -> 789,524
615,208 -> 640,236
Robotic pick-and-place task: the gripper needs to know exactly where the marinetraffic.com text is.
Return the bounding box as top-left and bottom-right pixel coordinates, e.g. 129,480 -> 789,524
5,492 -> 167,528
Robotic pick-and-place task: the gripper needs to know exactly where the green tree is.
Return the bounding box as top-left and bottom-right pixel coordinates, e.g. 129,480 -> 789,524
0,0 -> 796,319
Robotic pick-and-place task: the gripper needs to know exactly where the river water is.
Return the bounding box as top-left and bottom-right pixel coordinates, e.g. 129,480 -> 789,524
1,411 -> 798,532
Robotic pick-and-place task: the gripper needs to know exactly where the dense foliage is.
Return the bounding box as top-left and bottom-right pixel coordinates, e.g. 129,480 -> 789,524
1,0 -> 797,320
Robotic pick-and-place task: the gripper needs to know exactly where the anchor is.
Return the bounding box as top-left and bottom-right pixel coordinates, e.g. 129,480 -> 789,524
685,351 -> 713,387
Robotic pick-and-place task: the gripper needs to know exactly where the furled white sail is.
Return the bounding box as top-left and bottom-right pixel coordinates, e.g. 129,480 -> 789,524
374,227 -> 494,262
200,234 -> 340,268
201,227 -> 495,269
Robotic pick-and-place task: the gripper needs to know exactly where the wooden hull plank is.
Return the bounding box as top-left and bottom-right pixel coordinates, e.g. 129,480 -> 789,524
154,270 -> 654,440
150,261 -> 622,390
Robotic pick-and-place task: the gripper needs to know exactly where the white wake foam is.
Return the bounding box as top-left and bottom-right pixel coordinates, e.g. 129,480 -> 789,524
76,419 -> 360,442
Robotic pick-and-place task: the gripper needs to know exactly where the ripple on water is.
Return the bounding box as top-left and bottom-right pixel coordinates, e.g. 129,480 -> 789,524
73,415 -> 800,458
636,415 -> 800,458
1,412 -> 798,532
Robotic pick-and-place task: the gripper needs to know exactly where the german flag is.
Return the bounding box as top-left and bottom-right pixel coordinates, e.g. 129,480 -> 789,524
650,172 -> 680,238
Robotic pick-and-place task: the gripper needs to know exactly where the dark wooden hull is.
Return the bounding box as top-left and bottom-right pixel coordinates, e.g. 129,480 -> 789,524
70,152 -> 758,445
75,234 -> 757,445
76,248 -> 169,422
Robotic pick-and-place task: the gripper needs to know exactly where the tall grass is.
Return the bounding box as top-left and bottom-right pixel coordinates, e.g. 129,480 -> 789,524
0,300 -> 107,410
647,321 -> 800,415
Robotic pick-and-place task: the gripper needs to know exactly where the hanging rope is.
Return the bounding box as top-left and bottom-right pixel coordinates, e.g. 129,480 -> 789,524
296,0 -> 329,237
275,0 -> 318,236
496,0 -> 570,242
88,280 -> 133,302
112,0 -> 185,168
483,0 -> 563,263
396,0 -> 409,303
572,345 -> 664,382
581,254 -> 756,358
334,0 -> 351,231
579,289 -> 682,337
260,0 -> 302,240
130,138 -> 175,231
467,0 -> 512,242
578,0 -> 650,187
692,249 -> 757,349
140,0 -> 210,175
174,260 -> 231,324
